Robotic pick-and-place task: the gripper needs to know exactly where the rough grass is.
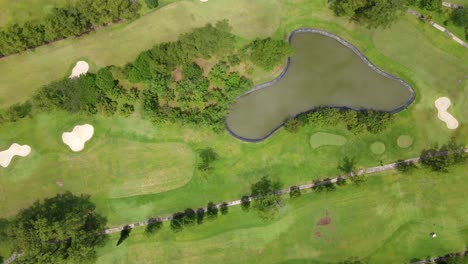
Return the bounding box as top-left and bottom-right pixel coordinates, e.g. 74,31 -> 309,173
94,165 -> 468,263
0,0 -> 281,107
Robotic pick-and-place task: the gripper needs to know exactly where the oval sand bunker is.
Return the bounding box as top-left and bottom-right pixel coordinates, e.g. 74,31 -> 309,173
69,61 -> 89,79
435,97 -> 459,129
62,124 -> 94,152
0,143 -> 31,168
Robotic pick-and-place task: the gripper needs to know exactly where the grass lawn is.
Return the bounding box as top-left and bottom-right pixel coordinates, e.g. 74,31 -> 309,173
93,164 -> 468,263
0,0 -> 467,261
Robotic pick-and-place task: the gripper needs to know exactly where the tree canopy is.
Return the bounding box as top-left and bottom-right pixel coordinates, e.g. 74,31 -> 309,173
243,38 -> 292,71
7,192 -> 107,264
251,176 -> 283,220
329,0 -> 408,28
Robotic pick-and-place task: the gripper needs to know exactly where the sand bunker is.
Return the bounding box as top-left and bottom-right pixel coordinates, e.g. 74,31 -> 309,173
69,61 -> 89,78
0,143 -> 31,168
309,132 -> 347,149
370,142 -> 386,154
397,135 -> 413,148
200,0 -> 208,2
435,97 -> 459,129
62,124 -> 94,152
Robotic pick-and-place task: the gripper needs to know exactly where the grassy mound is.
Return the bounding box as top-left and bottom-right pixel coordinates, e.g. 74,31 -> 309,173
370,142 -> 386,154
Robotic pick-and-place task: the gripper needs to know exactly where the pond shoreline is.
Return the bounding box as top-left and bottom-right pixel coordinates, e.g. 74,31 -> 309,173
225,28 -> 416,143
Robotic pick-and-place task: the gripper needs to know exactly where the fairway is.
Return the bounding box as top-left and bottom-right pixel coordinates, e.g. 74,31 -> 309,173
94,165 -> 468,263
0,0 -> 281,107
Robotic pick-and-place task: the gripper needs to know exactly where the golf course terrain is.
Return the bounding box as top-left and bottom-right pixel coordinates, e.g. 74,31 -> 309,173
0,0 -> 466,263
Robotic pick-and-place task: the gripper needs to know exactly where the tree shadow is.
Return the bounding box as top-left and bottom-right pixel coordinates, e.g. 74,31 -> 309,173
116,225 -> 132,246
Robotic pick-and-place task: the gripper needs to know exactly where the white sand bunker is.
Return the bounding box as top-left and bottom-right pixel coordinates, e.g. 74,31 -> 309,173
309,132 -> 347,149
200,0 -> 208,2
62,124 -> 94,152
370,142 -> 386,154
0,143 -> 31,168
69,61 -> 89,79
397,135 -> 413,148
435,97 -> 459,129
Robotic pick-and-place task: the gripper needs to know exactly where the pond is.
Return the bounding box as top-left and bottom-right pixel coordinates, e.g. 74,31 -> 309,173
225,29 -> 415,142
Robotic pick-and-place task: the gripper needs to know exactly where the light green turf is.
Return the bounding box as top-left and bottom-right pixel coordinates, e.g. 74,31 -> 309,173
0,0 -> 281,107
309,132 -> 347,149
398,135 -> 414,148
93,165 -> 468,263
0,0 -> 76,26
370,142 -> 386,154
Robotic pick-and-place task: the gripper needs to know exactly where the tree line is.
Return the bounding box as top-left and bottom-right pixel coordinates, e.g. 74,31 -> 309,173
0,20 -> 292,131
0,0 -> 148,57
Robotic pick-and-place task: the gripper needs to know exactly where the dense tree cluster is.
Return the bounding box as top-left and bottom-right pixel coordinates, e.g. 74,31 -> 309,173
285,107 -> 394,134
450,7 -> 468,40
7,192 -> 107,264
420,138 -> 466,172
0,0 -> 141,56
329,0 -> 408,28
242,38 -> 292,70
251,176 -> 283,220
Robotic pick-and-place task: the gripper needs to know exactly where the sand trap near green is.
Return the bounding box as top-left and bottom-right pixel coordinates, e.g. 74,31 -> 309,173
309,132 -> 347,149
370,142 -> 386,154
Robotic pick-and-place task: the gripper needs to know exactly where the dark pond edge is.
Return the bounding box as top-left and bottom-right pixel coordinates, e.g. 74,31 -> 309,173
225,28 -> 416,143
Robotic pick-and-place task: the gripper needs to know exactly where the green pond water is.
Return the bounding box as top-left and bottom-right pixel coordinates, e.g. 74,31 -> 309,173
226,31 -> 413,141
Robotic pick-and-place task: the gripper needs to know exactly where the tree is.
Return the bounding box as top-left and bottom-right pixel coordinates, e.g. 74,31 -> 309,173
251,176 -> 283,220
396,160 -> 417,173
206,202 -> 218,219
119,103 -> 134,117
284,118 -> 303,133
243,38 -> 292,71
241,196 -> 251,211
289,186 -> 301,198
420,139 -> 467,172
170,212 -> 185,232
182,63 -> 203,82
445,256 -> 468,264
420,0 -> 442,11
142,89 -> 159,115
183,208 -> 196,226
349,174 -> 367,186
198,147 -> 219,171
336,177 -> 347,186
116,225 -> 132,246
450,8 -> 468,27
145,218 -> 162,234
220,202 -> 229,215
95,68 -> 115,92
329,0 -> 408,28
337,156 -> 357,175
145,0 -> 159,9
196,208 -> 205,224
7,192 -> 107,263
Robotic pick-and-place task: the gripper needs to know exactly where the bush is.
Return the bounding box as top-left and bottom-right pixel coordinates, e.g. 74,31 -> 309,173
183,208 -> 196,226
396,160 -> 417,173
420,0 -> 442,11
228,54 -> 241,66
289,186 -> 301,198
145,218 -> 162,234
206,202 -> 218,219
284,118 -> 304,133
95,68 -> 115,92
420,139 -> 466,172
336,177 -> 347,186
4,101 -> 32,122
243,38 -> 292,71
198,147 -> 219,171
220,202 -> 229,215
170,212 -> 185,232
119,103 -> 134,117
145,0 -> 159,9
196,208 -> 205,224
241,196 -> 251,211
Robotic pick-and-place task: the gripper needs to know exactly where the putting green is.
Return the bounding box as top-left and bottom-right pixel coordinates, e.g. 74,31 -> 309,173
397,135 -> 413,148
309,132 -> 347,149
370,142 -> 386,154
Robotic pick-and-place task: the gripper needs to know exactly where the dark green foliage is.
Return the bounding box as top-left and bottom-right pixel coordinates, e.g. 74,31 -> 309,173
2,101 -> 32,122
420,0 -> 442,10
208,61 -> 229,86
323,180 -> 336,192
336,177 -> 347,186
196,208 -> 205,224
198,147 -> 219,171
243,38 -> 292,70
350,174 -> 367,186
228,54 -> 241,66
289,186 -> 301,198
337,156 -> 357,175
396,160 -> 417,173
220,202 -> 229,215
98,97 -> 118,116
284,118 -> 304,133
206,202 -> 218,219
129,51 -> 158,83
170,212 -> 185,232
420,139 -> 467,172
119,103 -> 134,117
0,0 -> 141,56
142,89 -> 159,115
96,68 -> 116,92
251,176 -> 283,220
127,87 -> 140,102
145,0 -> 159,9
145,218 -> 162,234
182,63 -> 203,81
356,110 -> 393,134
444,256 -> 468,264
451,8 -> 468,27
183,208 -> 196,226
329,0 -> 407,28
8,192 -> 107,263
241,196 -> 251,211
313,181 -> 325,192
116,225 -> 131,246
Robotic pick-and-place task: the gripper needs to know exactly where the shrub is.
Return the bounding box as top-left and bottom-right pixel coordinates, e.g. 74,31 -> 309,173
243,38 -> 292,71
206,202 -> 218,219
241,196 -> 251,211
119,103 -> 134,117
220,202 -> 229,215
145,0 -> 159,9
198,147 -> 219,171
396,160 -> 417,173
145,218 -> 162,234
284,118 -> 303,133
289,186 -> 301,198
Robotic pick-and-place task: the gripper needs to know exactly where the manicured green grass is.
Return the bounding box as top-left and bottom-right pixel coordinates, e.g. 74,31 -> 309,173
0,0 -> 76,26
0,0 -> 281,107
93,164 -> 468,263
309,132 -> 347,149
